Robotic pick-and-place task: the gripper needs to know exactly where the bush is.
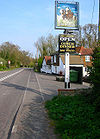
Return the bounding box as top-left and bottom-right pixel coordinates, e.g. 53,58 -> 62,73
38,57 -> 43,72
0,58 -> 7,70
45,95 -> 100,139
90,47 -> 100,93
89,46 -> 100,111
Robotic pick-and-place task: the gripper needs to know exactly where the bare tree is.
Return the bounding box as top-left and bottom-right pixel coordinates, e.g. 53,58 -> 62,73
46,34 -> 58,55
75,24 -> 97,48
34,34 -> 58,58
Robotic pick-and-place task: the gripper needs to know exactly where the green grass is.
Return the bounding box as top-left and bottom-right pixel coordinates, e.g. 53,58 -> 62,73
45,94 -> 100,139
0,66 -> 21,71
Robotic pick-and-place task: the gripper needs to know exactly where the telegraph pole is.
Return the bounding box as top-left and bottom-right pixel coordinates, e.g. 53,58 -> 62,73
98,0 -> 100,41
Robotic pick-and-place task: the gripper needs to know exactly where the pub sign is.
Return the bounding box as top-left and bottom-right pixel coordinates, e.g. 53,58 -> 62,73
55,1 -> 79,30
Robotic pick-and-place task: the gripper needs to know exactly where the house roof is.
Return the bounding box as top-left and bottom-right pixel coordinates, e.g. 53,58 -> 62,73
76,46 -> 93,55
44,56 -> 51,65
60,55 -> 84,65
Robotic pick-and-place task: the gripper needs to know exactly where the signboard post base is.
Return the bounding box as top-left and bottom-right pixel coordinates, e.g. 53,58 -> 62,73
65,82 -> 70,89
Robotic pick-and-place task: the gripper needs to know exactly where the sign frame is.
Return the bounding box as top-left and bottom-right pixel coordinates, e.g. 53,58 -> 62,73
55,1 -> 79,30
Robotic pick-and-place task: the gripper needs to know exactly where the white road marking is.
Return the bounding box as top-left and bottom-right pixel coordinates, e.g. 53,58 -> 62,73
35,73 -> 45,101
11,70 -> 31,134
22,70 -> 31,104
12,125 -> 18,133
0,69 -> 24,82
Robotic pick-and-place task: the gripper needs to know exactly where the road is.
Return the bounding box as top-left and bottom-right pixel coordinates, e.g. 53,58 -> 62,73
0,68 -> 89,139
0,68 -> 60,139
0,68 -> 32,139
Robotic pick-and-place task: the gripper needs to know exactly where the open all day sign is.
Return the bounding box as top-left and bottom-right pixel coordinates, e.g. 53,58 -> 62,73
59,34 -> 76,53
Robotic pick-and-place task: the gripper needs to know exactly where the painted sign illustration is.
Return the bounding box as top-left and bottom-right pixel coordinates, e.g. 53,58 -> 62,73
55,1 -> 79,30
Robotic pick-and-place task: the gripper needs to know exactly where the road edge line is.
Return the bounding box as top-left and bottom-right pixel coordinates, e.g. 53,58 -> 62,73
35,73 -> 45,102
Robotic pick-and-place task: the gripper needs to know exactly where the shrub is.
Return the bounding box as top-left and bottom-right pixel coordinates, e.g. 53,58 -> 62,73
90,47 -> 100,93
0,58 -> 7,70
38,57 -> 43,72
89,46 -> 100,111
45,95 -> 100,139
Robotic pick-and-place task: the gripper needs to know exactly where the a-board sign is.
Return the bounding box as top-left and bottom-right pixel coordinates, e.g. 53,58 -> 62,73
59,34 -> 76,53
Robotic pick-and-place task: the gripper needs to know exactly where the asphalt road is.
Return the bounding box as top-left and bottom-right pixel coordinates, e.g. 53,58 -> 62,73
0,68 -> 31,139
0,68 -> 90,139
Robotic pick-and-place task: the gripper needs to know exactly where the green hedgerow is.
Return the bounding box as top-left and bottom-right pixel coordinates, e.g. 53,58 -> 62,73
45,95 -> 100,139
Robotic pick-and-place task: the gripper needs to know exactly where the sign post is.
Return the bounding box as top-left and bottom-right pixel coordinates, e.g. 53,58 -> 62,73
55,1 -> 79,89
65,52 -> 70,88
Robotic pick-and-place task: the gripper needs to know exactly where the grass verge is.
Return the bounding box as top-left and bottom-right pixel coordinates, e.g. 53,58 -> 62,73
45,94 -> 100,139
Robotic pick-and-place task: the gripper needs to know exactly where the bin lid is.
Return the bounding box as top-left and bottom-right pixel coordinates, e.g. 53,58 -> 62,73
70,70 -> 78,73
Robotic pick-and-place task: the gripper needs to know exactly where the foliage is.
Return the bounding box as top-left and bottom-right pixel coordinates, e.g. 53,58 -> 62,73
45,95 -> 100,139
0,57 -> 7,65
34,34 -> 58,58
38,57 -> 43,72
0,42 -> 34,68
0,58 -> 7,70
90,46 -> 100,92
34,57 -> 43,72
75,24 -> 98,48
89,45 -> 100,111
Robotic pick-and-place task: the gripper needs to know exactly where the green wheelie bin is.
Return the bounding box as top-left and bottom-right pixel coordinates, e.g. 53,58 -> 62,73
70,70 -> 78,82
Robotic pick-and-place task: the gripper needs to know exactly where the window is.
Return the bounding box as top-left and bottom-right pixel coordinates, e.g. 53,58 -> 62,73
85,56 -> 90,62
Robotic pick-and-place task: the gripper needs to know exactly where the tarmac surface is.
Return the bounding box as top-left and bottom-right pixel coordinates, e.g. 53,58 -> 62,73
10,70 -> 90,139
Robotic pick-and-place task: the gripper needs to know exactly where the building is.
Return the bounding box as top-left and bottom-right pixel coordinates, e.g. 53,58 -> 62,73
76,46 -> 93,76
41,56 -> 52,74
41,46 -> 93,78
51,53 -> 84,83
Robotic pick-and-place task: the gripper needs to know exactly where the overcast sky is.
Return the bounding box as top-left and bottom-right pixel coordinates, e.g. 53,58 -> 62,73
0,0 -> 99,57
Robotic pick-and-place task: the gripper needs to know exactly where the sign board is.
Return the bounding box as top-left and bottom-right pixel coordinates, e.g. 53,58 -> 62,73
8,60 -> 11,65
55,1 -> 79,30
59,34 -> 76,53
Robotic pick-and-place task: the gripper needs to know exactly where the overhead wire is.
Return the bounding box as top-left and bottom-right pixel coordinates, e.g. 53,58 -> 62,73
91,0 -> 95,24
45,23 -> 54,37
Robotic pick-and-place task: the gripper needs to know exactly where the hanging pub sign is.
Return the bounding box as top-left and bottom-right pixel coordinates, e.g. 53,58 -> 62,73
59,34 -> 76,53
55,1 -> 79,30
